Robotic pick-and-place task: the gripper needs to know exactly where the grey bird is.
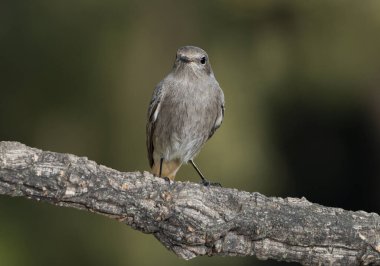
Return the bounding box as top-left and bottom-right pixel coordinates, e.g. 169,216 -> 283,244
146,46 -> 225,185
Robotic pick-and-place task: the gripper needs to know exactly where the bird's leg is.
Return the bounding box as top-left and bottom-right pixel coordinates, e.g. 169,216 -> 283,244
159,158 -> 163,177
189,160 -> 206,182
189,160 -> 221,187
159,158 -> 172,183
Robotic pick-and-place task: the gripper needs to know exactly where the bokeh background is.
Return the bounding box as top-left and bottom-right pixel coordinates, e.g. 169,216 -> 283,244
1,1 -> 380,265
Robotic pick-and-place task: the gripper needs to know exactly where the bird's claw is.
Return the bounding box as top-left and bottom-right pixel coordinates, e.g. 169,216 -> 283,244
200,178 -> 222,187
162,176 -> 175,187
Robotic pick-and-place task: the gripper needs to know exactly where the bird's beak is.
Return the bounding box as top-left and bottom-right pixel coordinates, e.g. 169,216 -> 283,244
179,55 -> 191,63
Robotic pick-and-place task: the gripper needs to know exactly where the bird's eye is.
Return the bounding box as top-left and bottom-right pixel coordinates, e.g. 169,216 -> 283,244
200,56 -> 206,64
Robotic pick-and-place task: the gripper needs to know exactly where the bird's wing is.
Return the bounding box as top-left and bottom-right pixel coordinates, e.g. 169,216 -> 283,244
208,89 -> 225,140
146,81 -> 164,168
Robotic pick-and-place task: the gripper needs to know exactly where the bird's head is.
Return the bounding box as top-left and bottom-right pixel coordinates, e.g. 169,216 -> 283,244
173,46 -> 213,77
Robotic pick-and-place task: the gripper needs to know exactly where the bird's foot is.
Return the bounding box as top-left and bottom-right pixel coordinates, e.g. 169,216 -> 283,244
200,178 -> 222,187
162,176 -> 175,187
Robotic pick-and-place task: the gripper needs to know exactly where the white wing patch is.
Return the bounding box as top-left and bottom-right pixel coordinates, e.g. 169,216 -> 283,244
152,102 -> 161,122
215,106 -> 223,129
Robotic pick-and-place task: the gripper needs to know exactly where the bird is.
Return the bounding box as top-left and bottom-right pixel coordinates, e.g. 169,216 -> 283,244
146,46 -> 225,185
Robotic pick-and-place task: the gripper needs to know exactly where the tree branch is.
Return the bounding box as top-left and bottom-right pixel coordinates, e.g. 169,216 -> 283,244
0,141 -> 379,265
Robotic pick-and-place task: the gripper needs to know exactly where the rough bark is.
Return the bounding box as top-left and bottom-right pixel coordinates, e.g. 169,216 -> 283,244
0,141 -> 379,265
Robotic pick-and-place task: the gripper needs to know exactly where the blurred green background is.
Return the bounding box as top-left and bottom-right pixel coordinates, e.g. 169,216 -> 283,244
1,1 -> 380,265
